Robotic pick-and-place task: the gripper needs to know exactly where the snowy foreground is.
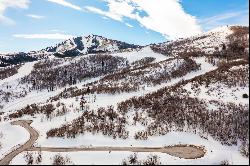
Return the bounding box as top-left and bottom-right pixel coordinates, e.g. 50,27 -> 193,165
0,27 -> 249,165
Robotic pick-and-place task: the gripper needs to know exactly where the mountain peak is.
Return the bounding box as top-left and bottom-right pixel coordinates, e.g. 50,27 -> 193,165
41,34 -> 140,57
207,25 -> 232,33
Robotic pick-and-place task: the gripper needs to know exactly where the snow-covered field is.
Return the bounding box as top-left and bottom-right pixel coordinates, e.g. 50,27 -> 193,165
0,26 -> 249,165
0,122 -> 29,159
184,83 -> 249,105
1,73 -> 101,113
28,57 -> 218,146
113,46 -> 169,63
11,132 -> 249,165
11,150 -> 246,165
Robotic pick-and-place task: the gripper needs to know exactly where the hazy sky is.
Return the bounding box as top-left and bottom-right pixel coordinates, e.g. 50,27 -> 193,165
0,0 -> 249,53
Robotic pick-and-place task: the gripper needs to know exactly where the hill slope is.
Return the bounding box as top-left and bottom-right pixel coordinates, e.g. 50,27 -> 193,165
0,26 -> 249,165
151,26 -> 249,57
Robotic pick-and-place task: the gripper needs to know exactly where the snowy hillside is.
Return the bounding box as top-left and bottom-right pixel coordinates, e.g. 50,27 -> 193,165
151,26 -> 249,56
0,26 -> 249,165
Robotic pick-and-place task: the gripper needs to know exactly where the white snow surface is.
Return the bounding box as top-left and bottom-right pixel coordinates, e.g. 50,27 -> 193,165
0,36 -> 249,165
184,83 -> 249,105
53,35 -> 124,54
0,122 -> 29,159
112,46 -> 169,63
1,76 -> 101,113
34,57 -> 218,147
183,63 -> 249,105
162,26 -> 234,55
11,132 -> 249,165
0,62 -> 36,87
11,151 -> 249,165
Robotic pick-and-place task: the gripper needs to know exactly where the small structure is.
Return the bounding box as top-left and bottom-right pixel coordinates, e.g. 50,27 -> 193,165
243,94 -> 249,99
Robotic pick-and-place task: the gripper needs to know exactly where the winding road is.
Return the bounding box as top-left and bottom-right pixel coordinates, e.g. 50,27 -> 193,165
0,121 -> 206,165
0,120 -> 39,165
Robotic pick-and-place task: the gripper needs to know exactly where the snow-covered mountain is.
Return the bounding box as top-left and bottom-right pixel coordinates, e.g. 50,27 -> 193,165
40,34 -> 141,57
1,26 -> 248,67
151,25 -> 249,56
0,35 -> 141,67
0,25 -> 249,165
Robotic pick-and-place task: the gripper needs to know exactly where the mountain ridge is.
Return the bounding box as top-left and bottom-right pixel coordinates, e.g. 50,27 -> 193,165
0,25 -> 248,67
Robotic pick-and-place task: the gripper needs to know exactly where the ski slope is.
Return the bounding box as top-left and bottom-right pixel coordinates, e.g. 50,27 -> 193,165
0,62 -> 36,87
112,46 -> 169,63
0,25 -> 249,165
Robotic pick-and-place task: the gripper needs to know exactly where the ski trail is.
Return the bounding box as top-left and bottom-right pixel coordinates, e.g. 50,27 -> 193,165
88,57 -> 218,109
0,62 -> 36,87
1,77 -> 101,113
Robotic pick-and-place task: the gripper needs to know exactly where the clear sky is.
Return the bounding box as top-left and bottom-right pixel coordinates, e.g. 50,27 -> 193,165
0,0 -> 249,53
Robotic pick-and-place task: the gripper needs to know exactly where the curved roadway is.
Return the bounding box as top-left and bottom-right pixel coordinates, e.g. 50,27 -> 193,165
0,120 -> 39,165
0,120 -> 205,165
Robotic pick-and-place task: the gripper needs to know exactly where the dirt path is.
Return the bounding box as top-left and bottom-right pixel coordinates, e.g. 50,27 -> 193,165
0,120 -> 205,165
0,120 -> 39,165
28,145 -> 205,159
